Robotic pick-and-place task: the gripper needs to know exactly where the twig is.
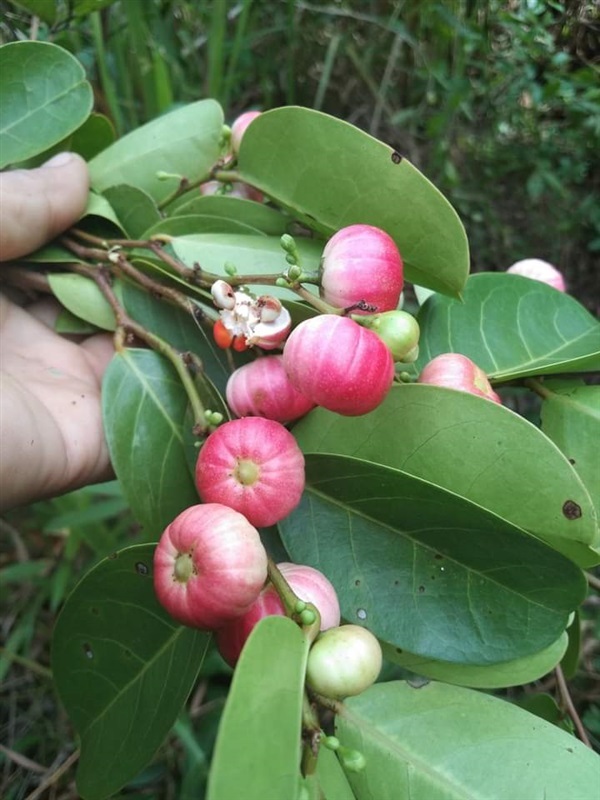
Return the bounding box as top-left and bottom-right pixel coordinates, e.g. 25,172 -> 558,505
0,648 -> 52,680
0,743 -> 46,774
585,571 -> 600,592
554,663 -> 592,748
24,749 -> 80,800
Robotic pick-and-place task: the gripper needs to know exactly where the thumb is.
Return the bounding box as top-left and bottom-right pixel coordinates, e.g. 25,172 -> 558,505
0,152 -> 90,262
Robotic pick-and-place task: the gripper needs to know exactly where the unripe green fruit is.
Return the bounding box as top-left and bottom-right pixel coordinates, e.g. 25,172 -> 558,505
306,624 -> 382,699
359,309 -> 420,362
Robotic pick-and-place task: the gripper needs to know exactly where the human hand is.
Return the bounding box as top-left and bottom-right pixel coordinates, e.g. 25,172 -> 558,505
0,153 -> 114,511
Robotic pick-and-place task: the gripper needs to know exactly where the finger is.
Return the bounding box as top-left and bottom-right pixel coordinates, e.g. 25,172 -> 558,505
0,153 -> 89,262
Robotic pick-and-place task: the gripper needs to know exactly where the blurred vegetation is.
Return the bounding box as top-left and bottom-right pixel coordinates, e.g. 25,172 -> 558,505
1,1 -> 599,797
1,0 -> 598,308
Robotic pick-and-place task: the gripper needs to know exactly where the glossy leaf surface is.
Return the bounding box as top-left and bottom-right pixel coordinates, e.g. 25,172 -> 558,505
207,616 -> 308,800
238,106 -> 469,297
0,41 -> 93,168
102,184 -> 161,239
415,273 -> 600,380
48,273 -> 116,331
167,194 -> 291,235
102,349 -> 199,538
292,384 -> 599,565
171,233 -> 322,300
279,455 -> 585,664
52,544 -> 209,800
336,681 -> 600,800
89,99 -> 224,202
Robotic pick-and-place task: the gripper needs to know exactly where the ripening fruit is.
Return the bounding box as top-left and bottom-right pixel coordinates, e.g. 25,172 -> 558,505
153,503 -> 268,630
230,110 -> 262,153
306,624 -> 383,699
359,309 -> 420,362
195,417 -> 305,527
282,314 -> 395,416
417,353 -> 501,403
216,562 -> 341,666
320,224 -> 403,313
506,258 -> 566,292
226,355 -> 315,423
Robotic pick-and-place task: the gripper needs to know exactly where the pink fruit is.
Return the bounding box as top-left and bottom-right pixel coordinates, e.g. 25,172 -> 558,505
230,110 -> 262,154
417,353 -> 501,403
506,258 -> 566,292
282,314 -> 395,416
320,224 -> 403,313
226,355 -> 315,423
306,624 -> 383,699
216,562 -> 341,666
195,417 -> 305,527
153,503 -> 267,630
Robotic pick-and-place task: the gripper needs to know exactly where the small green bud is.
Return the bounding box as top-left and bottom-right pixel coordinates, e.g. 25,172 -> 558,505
294,599 -> 307,613
322,735 -> 340,752
300,608 -> 316,626
280,233 -> 296,253
224,262 -> 238,276
339,747 -> 366,773
287,264 -> 303,281
275,277 -> 290,288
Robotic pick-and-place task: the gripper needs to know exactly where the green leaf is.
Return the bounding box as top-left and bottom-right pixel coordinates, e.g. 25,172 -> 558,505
55,308 -> 100,335
89,100 -> 224,203
0,41 -> 93,168
52,544 -> 210,800
119,281 -> 231,395
415,273 -> 600,380
102,185 -> 161,239
539,380 -> 600,522
383,631 -> 567,688
167,195 -> 291,236
85,190 -> 124,229
336,681 -> 600,800
143,214 -> 267,238
279,454 -> 585,664
291,384 -> 600,565
207,615 -> 309,800
8,0 -> 57,24
238,107 -> 469,297
171,233 -> 322,301
47,272 -> 116,331
312,747 -> 356,800
102,349 -> 199,538
67,112 -> 116,160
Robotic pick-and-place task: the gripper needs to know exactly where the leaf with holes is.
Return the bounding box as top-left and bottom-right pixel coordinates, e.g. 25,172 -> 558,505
539,380 -> 600,522
335,681 -> 600,800
0,41 -> 93,168
291,384 -> 600,566
414,272 -> 600,380
279,454 -> 585,664
238,106 -> 469,297
102,349 -> 199,539
52,544 -> 210,800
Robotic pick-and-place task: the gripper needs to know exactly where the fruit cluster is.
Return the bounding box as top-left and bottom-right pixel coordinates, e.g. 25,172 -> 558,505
153,110 -> 568,708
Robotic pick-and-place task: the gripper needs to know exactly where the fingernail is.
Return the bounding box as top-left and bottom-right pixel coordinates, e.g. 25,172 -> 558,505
42,151 -> 75,168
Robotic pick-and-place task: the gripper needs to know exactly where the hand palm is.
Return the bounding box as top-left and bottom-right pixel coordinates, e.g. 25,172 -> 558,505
0,295 -> 114,509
